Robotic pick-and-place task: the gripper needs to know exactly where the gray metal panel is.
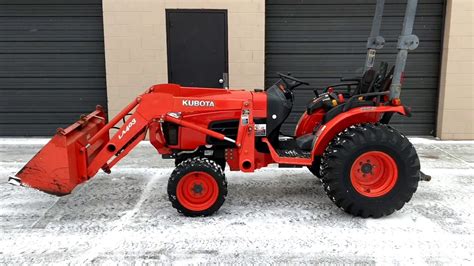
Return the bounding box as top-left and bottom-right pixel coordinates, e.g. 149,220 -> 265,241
0,0 -> 106,136
266,0 -> 445,136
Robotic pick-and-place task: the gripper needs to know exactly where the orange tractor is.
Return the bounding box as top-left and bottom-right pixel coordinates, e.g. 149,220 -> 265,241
10,0 -> 429,217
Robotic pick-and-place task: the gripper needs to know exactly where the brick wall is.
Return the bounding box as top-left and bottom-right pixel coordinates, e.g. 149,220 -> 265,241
437,0 -> 474,139
102,0 -> 265,117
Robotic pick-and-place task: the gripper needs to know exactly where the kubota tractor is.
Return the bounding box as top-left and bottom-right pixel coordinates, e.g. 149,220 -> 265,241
10,0 -> 430,218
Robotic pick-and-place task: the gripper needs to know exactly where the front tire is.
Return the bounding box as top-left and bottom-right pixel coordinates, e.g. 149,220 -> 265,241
175,156 -> 226,171
321,124 -> 420,218
168,157 -> 227,217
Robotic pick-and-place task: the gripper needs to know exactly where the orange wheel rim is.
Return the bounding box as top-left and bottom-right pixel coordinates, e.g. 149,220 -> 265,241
176,171 -> 219,211
350,151 -> 398,197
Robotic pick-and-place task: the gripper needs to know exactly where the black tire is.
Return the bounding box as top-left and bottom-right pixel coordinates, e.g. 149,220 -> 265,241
321,123 -> 420,218
175,156 -> 226,171
174,155 -> 193,167
168,157 -> 227,217
307,156 -> 322,178
174,158 -> 184,167
214,158 -> 227,171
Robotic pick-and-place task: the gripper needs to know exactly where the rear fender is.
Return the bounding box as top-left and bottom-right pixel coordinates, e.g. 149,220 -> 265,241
294,109 -> 325,137
311,105 -> 408,157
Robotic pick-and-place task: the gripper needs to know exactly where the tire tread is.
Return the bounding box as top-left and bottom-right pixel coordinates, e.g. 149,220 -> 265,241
320,123 -> 420,218
168,157 -> 227,217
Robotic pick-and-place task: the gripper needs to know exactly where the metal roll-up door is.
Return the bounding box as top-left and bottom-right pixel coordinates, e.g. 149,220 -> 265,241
0,0 -> 107,136
266,0 -> 445,136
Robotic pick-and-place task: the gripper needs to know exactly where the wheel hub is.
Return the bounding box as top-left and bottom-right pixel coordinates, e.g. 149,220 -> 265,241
361,163 -> 373,174
192,183 -> 203,194
350,151 -> 398,197
176,171 -> 219,211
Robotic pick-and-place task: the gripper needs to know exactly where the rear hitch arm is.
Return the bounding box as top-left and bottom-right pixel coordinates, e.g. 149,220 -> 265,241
420,171 -> 432,182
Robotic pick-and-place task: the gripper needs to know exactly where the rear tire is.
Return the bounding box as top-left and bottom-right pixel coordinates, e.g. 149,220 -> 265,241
168,157 -> 227,217
307,156 -> 322,178
321,123 -> 420,218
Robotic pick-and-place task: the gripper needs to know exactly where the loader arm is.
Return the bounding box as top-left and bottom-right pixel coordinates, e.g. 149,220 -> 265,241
12,84 -> 249,195
87,88 -> 242,178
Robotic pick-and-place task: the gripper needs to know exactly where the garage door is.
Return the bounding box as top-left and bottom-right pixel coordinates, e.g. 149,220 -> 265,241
266,0 -> 445,136
0,0 -> 107,136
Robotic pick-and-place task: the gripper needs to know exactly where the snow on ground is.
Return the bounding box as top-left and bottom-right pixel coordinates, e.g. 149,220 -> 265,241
0,138 -> 473,264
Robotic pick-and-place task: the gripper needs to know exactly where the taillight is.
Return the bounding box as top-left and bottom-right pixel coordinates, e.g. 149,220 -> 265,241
391,98 -> 402,106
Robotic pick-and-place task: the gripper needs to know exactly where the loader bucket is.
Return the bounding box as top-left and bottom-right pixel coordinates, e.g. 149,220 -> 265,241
10,106 -> 109,196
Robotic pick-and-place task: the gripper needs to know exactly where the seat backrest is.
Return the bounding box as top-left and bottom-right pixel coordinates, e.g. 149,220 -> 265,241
354,69 -> 377,95
378,62 -> 388,80
378,65 -> 395,92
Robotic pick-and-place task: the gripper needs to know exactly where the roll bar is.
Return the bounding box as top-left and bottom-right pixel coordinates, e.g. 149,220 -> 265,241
389,0 -> 419,100
364,0 -> 419,100
364,0 -> 386,71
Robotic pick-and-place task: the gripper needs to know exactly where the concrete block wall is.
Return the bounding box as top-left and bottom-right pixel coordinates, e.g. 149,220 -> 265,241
102,0 -> 265,117
437,0 -> 474,139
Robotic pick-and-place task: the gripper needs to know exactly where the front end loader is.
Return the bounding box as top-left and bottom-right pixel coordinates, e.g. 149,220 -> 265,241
10,0 -> 428,218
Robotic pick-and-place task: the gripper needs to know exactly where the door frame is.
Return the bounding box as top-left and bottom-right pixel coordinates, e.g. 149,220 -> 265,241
165,9 -> 229,86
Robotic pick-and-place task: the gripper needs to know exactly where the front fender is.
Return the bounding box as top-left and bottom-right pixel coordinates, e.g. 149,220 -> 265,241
311,105 -> 408,157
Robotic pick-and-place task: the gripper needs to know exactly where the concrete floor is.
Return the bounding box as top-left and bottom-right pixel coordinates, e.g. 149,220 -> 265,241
0,138 -> 473,264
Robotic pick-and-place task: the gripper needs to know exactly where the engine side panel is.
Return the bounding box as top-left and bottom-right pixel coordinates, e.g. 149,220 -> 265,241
162,89 -> 267,150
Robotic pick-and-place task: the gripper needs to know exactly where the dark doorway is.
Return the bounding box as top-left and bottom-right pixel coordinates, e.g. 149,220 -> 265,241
166,9 -> 228,88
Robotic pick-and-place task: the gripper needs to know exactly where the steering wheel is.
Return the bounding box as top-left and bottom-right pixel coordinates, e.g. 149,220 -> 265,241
277,72 -> 310,89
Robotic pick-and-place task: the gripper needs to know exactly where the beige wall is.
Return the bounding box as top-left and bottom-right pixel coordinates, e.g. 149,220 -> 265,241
103,0 -> 474,140
437,0 -> 474,139
102,0 -> 265,117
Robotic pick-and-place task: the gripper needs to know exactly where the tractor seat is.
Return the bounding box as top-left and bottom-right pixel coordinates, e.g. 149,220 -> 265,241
307,69 -> 379,115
